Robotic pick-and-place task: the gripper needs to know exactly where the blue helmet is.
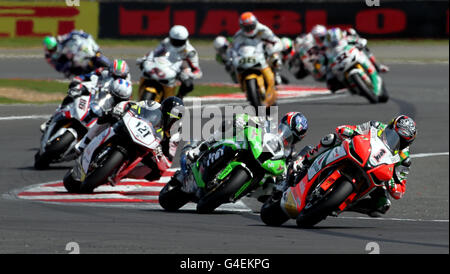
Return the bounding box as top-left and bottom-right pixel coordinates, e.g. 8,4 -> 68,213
280,112 -> 308,144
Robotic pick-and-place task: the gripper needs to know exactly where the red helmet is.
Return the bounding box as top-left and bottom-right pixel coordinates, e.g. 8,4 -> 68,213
239,12 -> 258,37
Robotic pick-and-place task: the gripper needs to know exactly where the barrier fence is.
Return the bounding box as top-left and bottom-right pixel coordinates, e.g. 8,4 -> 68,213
0,1 -> 448,39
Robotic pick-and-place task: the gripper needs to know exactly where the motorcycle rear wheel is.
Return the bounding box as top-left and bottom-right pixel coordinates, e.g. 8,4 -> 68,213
296,180 -> 354,228
80,149 -> 125,193
196,166 -> 251,214
34,131 -> 75,170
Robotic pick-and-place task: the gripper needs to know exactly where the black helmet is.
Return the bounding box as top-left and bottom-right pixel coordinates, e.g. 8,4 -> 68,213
388,115 -> 416,149
161,96 -> 185,133
280,112 -> 308,145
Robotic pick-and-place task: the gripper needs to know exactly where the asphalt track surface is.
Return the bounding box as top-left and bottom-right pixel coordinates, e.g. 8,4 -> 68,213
0,56 -> 448,254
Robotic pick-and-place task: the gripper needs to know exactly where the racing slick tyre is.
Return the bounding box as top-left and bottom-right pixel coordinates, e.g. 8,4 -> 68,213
378,82 -> 389,103
63,169 -> 82,193
350,73 -> 378,104
260,195 -> 290,226
79,149 -> 125,193
196,166 -> 251,214
245,78 -> 262,108
296,179 -> 354,228
34,131 -> 75,170
159,176 -> 191,212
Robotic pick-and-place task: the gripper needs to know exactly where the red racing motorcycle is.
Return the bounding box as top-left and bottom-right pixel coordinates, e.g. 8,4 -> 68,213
260,126 -> 402,228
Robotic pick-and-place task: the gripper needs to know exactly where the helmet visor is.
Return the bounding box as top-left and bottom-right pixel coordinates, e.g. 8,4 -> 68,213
278,123 -> 294,150
170,38 -> 187,48
240,23 -> 257,33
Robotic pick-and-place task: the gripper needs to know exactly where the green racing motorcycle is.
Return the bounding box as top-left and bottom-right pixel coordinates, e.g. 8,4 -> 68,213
159,116 -> 290,213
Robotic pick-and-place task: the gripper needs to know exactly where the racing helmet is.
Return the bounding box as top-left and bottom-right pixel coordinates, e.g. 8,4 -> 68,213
324,28 -> 343,48
280,112 -> 308,145
43,36 -> 58,52
311,24 -> 327,47
161,96 -> 185,134
280,37 -> 293,56
213,36 -> 230,54
169,25 -> 189,48
110,59 -> 129,79
388,115 -> 416,149
239,12 -> 259,37
110,79 -> 132,101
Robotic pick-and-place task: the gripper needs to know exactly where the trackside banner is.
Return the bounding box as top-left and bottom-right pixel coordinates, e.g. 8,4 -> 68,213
0,1 -> 99,38
99,1 -> 449,39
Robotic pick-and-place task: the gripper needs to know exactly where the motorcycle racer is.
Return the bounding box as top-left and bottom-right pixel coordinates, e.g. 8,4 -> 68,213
231,12 -> 284,86
74,78 -> 133,154
213,36 -> 238,83
287,115 -> 416,217
290,25 -> 329,81
110,96 -> 184,181
136,25 -> 202,99
43,30 -> 110,78
172,112 -> 308,196
342,27 -> 390,73
39,59 -> 131,133
69,59 -> 131,90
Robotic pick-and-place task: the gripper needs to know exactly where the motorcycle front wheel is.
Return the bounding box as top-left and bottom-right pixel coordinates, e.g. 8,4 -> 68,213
196,166 -> 251,214
296,179 -> 354,228
260,195 -> 290,226
245,78 -> 262,108
80,149 -> 125,193
349,73 -> 378,104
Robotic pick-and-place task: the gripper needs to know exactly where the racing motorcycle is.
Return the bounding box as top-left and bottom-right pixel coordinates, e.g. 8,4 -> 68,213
138,52 -> 183,103
34,81 -> 101,169
261,126 -> 401,228
232,44 -> 277,108
61,35 -> 110,77
327,44 -> 389,104
63,103 -> 162,193
159,119 -> 290,213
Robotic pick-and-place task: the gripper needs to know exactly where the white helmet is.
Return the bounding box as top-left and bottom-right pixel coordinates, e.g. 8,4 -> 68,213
169,25 -> 189,48
311,24 -> 327,46
110,79 -> 132,100
213,36 -> 229,52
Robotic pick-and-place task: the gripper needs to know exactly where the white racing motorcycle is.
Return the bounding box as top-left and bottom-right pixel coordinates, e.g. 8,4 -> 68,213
63,103 -> 163,193
138,52 -> 183,103
327,43 -> 389,104
34,81 -> 103,169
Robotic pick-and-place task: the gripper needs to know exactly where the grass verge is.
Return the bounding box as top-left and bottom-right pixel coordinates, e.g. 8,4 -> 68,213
0,78 -> 240,104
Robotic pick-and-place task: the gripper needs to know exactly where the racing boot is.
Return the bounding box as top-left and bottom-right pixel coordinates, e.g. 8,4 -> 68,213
348,188 -> 391,217
368,54 -> 389,73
